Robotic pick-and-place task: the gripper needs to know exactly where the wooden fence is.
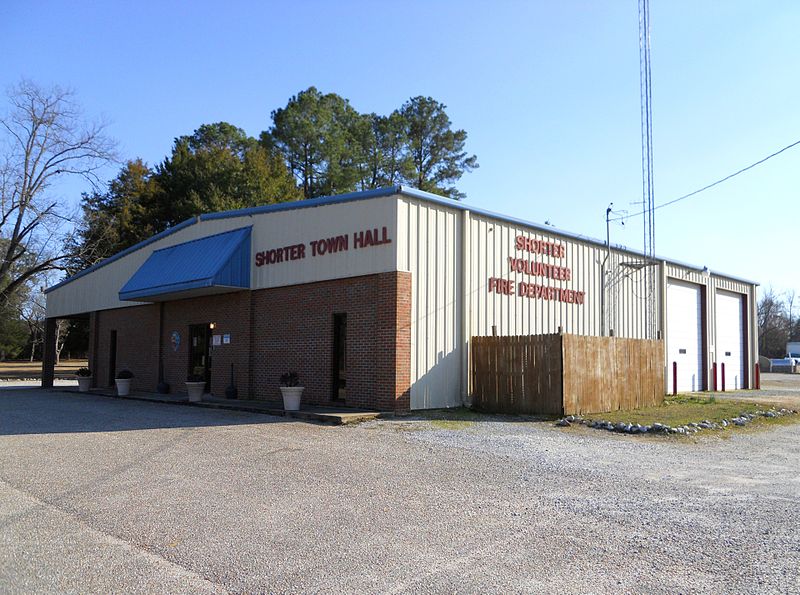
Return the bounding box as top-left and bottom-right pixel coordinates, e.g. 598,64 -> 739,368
471,334 -> 664,416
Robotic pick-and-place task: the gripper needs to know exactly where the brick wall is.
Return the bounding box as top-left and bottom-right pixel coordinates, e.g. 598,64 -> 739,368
93,305 -> 160,391
88,271 -> 413,411
161,292 -> 252,397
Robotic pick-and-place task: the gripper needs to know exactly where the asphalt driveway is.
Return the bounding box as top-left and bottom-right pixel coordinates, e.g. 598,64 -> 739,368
1,387 -> 798,594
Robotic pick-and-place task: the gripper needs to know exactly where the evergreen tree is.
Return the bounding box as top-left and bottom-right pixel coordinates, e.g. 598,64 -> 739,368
399,96 -> 478,200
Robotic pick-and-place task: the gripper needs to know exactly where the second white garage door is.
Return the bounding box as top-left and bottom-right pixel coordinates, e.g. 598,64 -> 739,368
667,280 -> 704,392
715,290 -> 746,390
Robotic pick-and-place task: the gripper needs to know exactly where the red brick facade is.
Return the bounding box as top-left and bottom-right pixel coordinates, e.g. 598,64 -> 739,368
89,272 -> 412,412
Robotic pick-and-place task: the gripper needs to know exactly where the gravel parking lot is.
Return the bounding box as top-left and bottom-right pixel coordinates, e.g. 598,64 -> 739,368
1,386 -> 798,594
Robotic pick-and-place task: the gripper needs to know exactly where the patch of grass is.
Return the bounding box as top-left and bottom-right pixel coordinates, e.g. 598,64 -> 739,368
0,359 -> 89,380
428,419 -> 475,431
418,407 -> 485,421
401,407 -> 490,431
591,395 -> 786,427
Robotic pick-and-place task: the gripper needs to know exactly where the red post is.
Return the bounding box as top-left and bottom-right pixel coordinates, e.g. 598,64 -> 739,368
721,362 -> 726,392
672,361 -> 677,396
712,362 -> 717,392
755,363 -> 760,390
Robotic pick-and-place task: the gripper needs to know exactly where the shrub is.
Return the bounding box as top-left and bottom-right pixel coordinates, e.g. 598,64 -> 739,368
280,372 -> 300,387
75,367 -> 92,377
116,369 -> 133,379
187,373 -> 205,383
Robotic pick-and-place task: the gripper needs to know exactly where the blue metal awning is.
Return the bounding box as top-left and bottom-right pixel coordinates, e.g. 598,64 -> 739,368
119,227 -> 251,302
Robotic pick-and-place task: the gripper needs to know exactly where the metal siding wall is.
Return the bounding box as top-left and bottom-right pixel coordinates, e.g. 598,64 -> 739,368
467,215 -> 653,340
47,198 -> 398,318
251,198 -> 397,290
398,199 -> 462,409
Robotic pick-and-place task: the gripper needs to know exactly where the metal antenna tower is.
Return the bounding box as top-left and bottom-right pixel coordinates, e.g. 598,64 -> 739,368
638,0 -> 657,339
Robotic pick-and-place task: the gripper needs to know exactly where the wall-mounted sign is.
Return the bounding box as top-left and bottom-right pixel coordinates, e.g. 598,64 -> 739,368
254,226 -> 392,267
170,331 -> 181,351
223,334 -> 231,344
487,234 -> 586,306
212,334 -> 222,346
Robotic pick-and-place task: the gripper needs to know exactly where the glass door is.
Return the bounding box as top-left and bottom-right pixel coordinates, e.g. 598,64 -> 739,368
188,324 -> 212,392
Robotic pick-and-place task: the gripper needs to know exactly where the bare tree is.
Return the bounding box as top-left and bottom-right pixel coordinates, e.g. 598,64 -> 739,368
0,79 -> 116,306
785,290 -> 796,342
16,277 -> 71,363
758,287 -> 789,358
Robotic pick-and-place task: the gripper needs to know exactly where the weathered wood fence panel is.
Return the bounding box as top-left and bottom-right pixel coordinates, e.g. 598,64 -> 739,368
472,334 -> 664,416
472,334 -> 563,415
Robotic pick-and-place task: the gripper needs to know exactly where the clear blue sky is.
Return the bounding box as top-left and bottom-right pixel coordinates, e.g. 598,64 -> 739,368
2,1 -> 798,297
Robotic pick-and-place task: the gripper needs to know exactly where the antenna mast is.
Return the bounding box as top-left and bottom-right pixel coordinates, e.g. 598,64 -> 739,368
639,0 -> 657,339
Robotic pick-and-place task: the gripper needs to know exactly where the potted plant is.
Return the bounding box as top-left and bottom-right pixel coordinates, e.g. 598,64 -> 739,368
185,373 -> 206,402
75,367 -> 92,392
279,372 -> 304,411
115,369 -> 133,396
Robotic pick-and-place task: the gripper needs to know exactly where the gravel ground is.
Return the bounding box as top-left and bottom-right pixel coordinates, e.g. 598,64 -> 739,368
1,387 -> 798,594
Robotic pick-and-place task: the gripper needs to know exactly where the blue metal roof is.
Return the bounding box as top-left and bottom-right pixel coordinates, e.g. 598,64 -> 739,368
46,185 -> 758,294
118,227 -> 251,301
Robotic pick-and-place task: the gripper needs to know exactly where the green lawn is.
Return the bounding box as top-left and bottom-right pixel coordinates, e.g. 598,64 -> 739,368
0,360 -> 88,380
588,395 -> 793,427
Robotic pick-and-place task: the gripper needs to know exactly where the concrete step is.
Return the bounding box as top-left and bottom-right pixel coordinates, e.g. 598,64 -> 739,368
54,388 -> 387,425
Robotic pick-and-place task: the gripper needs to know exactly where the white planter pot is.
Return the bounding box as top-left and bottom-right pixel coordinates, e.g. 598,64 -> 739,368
280,386 -> 304,411
115,378 -> 132,396
186,381 -> 206,402
77,376 -> 92,392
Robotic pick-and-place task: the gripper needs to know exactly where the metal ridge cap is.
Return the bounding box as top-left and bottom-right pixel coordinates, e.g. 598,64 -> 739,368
199,186 -> 404,221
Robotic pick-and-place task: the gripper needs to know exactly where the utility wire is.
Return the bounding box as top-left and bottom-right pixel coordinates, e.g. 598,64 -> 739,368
611,138 -> 800,222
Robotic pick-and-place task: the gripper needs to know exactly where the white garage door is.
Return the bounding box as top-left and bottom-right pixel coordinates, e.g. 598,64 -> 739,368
716,290 -> 745,390
667,280 -> 704,392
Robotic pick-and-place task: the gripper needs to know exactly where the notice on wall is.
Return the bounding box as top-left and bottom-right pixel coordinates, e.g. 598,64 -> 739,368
223,334 -> 231,345
212,334 -> 222,346
487,234 -> 586,306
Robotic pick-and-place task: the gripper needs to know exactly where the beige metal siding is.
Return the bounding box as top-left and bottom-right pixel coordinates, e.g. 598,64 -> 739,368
468,215 -> 653,340
398,198 -> 462,409
251,197 -> 397,290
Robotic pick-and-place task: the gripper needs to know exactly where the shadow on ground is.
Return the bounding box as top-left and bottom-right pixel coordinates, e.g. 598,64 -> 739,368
0,388 -> 291,436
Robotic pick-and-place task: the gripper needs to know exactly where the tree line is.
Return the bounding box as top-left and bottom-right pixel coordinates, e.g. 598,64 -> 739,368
0,81 -> 478,360
758,288 -> 800,359
69,87 -> 478,271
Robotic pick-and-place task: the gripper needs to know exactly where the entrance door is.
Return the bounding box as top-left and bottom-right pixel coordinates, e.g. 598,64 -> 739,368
332,313 -> 347,400
188,324 -> 212,392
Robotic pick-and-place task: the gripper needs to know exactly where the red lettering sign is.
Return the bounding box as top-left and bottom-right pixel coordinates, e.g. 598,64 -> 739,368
255,226 -> 391,267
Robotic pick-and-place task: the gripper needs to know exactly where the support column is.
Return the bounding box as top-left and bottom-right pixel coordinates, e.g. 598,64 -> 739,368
88,312 -> 99,389
42,317 -> 58,388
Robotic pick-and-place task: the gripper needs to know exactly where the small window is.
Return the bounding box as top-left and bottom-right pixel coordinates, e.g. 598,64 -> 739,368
725,351 -> 731,357
679,348 -> 687,354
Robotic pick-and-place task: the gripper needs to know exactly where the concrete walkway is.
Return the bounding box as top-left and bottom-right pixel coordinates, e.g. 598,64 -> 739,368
53,386 -> 387,425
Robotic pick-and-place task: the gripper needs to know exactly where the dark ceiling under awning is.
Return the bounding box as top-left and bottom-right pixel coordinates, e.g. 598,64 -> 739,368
119,226 -> 251,302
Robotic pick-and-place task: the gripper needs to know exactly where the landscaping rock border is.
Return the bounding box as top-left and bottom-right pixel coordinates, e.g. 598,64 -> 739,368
554,408 -> 798,435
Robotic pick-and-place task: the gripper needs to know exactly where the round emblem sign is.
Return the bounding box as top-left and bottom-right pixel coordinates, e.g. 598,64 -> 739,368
170,331 -> 181,352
